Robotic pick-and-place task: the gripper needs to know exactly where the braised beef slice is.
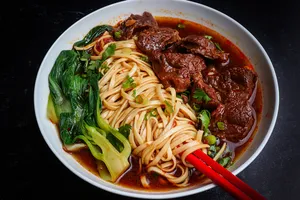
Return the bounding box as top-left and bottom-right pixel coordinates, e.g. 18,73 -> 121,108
202,66 -> 257,103
152,53 -> 206,93
116,12 -> 158,40
180,35 -> 229,65
136,28 -> 180,56
226,67 -> 257,98
210,100 -> 254,142
164,52 -> 206,73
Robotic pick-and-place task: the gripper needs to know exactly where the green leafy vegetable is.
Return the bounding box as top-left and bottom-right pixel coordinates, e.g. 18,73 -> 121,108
106,133 -> 124,153
118,124 -> 132,139
78,74 -> 131,182
59,112 -> 80,144
214,42 -> 223,51
177,23 -> 185,29
122,75 -> 136,89
88,60 -> 101,71
48,50 -> 86,144
61,74 -> 88,105
48,43 -> 131,182
75,123 -> 130,182
204,35 -> 213,40
193,89 -> 211,103
80,50 -> 90,61
79,51 -> 91,71
197,109 -> 211,133
217,122 -> 225,130
48,50 -> 77,117
74,25 -> 113,47
47,94 -> 59,124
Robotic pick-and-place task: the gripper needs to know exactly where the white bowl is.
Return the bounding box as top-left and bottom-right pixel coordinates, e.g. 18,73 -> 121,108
34,0 -> 279,199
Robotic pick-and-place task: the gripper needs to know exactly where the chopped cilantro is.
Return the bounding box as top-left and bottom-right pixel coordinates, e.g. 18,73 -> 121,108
197,109 -> 211,133
214,42 -> 223,51
204,35 -> 213,40
193,89 -> 211,103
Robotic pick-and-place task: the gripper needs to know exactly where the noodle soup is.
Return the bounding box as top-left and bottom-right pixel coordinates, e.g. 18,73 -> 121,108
47,12 -> 262,190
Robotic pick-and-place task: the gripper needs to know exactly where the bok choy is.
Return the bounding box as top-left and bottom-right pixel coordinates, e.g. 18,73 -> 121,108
47,43 -> 131,182
74,25 -> 113,47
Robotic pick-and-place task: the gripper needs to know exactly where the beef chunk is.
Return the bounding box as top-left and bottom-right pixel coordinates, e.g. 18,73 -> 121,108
226,100 -> 253,126
152,53 -> 206,93
164,52 -> 206,73
225,67 -> 257,98
202,65 -> 257,142
180,35 -> 229,65
136,28 -> 180,56
210,99 -> 255,142
202,66 -> 257,103
116,12 -> 158,40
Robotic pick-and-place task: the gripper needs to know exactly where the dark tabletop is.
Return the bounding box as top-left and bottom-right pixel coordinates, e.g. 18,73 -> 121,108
2,0 -> 300,199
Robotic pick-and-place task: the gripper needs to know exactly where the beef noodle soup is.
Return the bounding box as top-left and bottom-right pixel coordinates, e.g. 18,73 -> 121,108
47,12 -> 262,190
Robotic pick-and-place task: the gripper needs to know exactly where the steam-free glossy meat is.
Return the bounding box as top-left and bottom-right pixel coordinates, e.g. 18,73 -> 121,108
152,53 -> 206,93
180,35 -> 229,65
202,66 -> 257,103
115,12 -> 158,40
210,100 -> 254,143
136,28 -> 180,56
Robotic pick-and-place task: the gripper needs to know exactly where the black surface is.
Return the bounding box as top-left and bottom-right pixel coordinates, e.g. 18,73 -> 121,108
3,0 -> 300,199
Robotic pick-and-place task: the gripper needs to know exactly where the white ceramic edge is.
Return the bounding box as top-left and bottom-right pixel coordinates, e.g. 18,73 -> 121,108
34,0 -> 279,199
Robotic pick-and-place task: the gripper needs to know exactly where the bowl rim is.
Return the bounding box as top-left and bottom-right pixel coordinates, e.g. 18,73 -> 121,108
34,0 -> 279,199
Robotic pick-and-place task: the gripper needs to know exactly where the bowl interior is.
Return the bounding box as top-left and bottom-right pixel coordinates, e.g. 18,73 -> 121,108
34,0 -> 279,199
